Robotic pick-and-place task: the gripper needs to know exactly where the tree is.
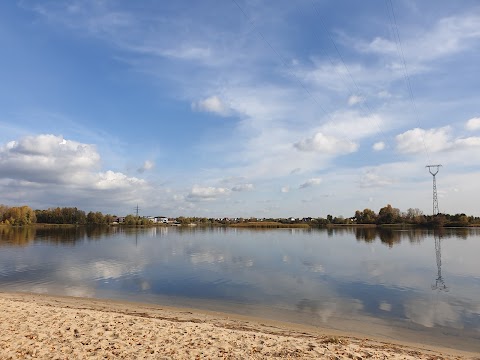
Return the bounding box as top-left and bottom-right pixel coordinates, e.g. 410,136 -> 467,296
404,208 -> 424,224
2,206 -> 36,225
104,214 -> 117,224
124,215 -> 137,225
377,204 -> 400,224
87,211 -> 105,224
354,208 -> 377,224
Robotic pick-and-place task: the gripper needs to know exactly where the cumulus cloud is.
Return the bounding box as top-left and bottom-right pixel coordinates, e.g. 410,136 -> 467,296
191,96 -> 230,116
0,134 -> 149,211
465,117 -> 480,131
137,160 -> 154,173
294,132 -> 358,154
95,170 -> 145,190
231,183 -> 254,192
187,185 -> 231,201
372,141 -> 385,151
396,127 -> 450,154
299,178 -> 322,189
396,127 -> 480,154
0,134 -> 99,184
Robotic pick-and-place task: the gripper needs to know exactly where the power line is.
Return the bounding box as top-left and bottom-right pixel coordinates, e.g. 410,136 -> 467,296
386,0 -> 432,163
230,0 -> 358,148
309,0 -> 394,156
231,0 -> 330,118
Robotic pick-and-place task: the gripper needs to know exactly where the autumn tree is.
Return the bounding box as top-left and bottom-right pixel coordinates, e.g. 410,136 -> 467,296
1,206 -> 36,225
377,204 -> 401,224
354,208 -> 377,224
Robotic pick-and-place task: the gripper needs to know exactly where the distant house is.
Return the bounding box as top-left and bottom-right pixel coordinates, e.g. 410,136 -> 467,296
116,216 -> 125,223
155,217 -> 169,224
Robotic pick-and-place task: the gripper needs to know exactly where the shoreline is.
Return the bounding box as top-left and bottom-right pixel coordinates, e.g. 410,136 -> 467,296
2,223 -> 480,229
0,292 -> 477,359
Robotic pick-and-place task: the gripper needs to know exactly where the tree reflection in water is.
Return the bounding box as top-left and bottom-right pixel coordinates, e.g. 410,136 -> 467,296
0,226 -> 122,247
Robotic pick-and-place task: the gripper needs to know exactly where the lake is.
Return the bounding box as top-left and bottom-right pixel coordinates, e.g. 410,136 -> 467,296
1,226 -> 479,352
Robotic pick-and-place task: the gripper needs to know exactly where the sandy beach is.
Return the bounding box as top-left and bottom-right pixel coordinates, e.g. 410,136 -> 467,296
0,292 -> 477,359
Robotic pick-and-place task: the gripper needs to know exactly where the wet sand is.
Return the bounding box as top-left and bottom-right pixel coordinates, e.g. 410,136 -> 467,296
0,292 -> 477,359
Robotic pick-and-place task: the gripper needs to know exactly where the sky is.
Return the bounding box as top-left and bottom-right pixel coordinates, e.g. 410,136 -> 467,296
1,0 -> 480,218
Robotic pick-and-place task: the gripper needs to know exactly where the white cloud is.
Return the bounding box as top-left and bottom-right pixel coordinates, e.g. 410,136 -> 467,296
396,127 -> 450,154
187,185 -> 231,201
372,141 -> 385,151
281,186 -> 290,193
454,136 -> 480,148
358,172 -> 393,188
294,132 -> 358,154
231,183 -> 254,192
347,94 -> 364,106
465,117 -> 480,131
316,111 -> 385,141
299,178 -> 322,189
137,160 -> 154,173
191,96 -> 231,116
396,127 -> 480,154
358,14 -> 480,63
95,170 -> 145,190
0,134 -> 150,212
0,134 -> 99,184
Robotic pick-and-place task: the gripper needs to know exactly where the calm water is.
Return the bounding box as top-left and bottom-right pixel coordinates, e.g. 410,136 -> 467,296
1,226 -> 480,351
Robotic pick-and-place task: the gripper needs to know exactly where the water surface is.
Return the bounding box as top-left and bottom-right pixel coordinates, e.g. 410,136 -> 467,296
1,226 -> 479,351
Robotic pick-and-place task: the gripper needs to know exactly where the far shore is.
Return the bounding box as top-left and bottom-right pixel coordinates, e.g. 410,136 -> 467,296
2,222 -> 480,229
0,291 -> 477,359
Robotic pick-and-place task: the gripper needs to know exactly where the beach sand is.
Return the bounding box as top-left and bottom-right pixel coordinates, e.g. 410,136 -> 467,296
0,292 -> 477,359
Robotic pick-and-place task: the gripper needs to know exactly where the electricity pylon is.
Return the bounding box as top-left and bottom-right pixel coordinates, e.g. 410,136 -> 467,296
426,165 -> 442,215
432,233 -> 448,292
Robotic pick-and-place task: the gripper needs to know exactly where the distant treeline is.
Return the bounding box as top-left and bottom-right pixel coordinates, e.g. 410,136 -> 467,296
1,203 -> 480,227
0,205 -> 156,226
0,205 -> 113,226
346,205 -> 480,227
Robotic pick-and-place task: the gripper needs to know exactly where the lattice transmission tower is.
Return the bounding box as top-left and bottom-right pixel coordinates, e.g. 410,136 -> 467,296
426,165 -> 442,215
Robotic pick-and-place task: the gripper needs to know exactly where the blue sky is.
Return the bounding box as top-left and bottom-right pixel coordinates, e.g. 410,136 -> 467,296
1,0 -> 480,217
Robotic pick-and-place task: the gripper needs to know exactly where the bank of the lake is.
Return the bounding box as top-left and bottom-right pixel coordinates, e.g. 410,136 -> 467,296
0,292 -> 476,359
